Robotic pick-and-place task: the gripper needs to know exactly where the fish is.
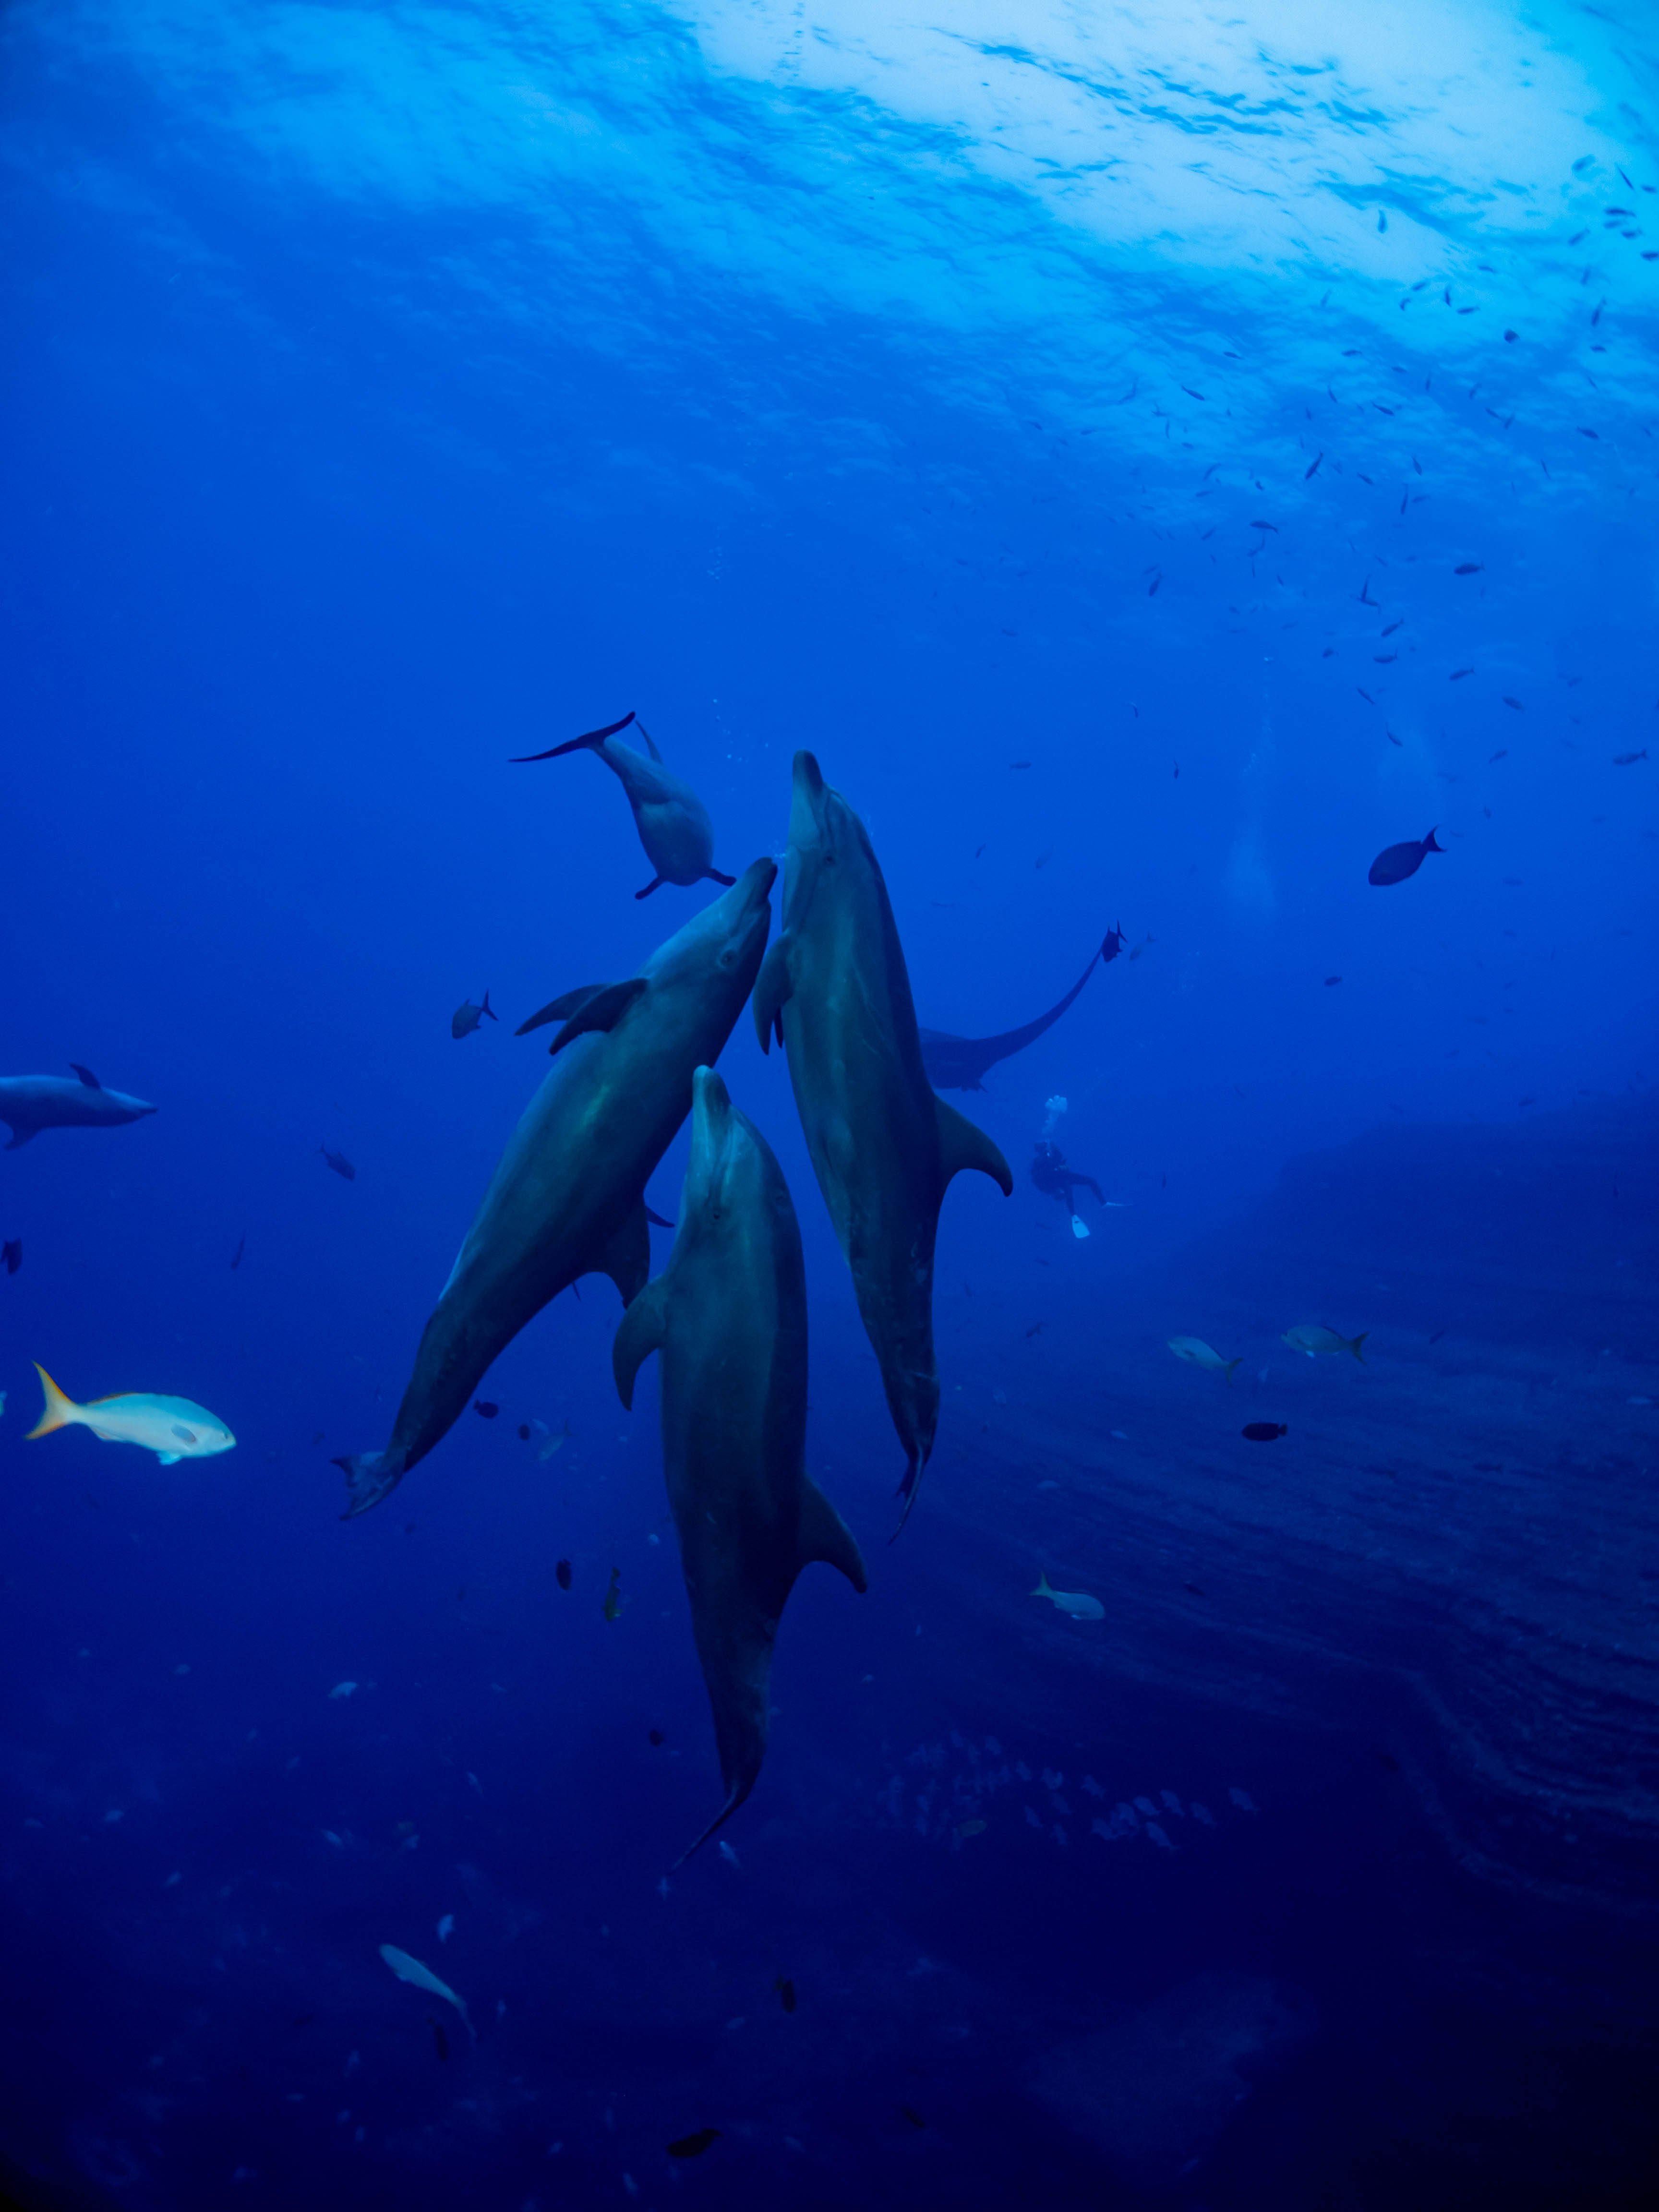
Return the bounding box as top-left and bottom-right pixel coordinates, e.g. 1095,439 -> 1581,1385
451,992 -> 498,1040
1031,1573 -> 1105,1621
0,1066 -> 157,1150
333,860 -> 776,1517
1613,750 -> 1648,766
920,929 -> 1120,1092
1241,1422 -> 1287,1442
1450,667 -> 1474,681
1454,562 -> 1484,575
1368,829 -> 1443,886
473,1400 -> 499,1419
1503,697 -> 1524,710
378,1943 -> 475,2038
1282,1323 -> 1368,1361
776,1976 -> 797,2013
3,1238 -> 20,1275
555,1559 -> 572,1590
666,2130 -> 721,2159
754,754 -> 1010,1524
320,1147 -> 356,1180
25,1366 -> 235,1466
517,1423 -> 529,1440
229,1236 -> 244,1271
430,2018 -> 449,2061
436,1913 -> 455,1942
511,711 -> 735,899
612,1067 -> 866,1860
649,1728 -> 665,1746
1304,452 -> 1323,479
956,1818 -> 986,1839
901,2105 -> 928,2129
537,1417 -> 573,1461
1167,1337 -> 1241,1382
328,1681 -> 357,1699
603,1566 -> 622,1622
1324,975 -> 1342,986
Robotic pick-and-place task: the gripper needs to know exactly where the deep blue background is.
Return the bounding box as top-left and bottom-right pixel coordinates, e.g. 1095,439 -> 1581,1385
2,2 -> 1657,2205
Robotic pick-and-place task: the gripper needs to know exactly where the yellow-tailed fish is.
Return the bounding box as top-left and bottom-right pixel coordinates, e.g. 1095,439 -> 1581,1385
26,1365 -> 234,1465
1167,1337 -> 1242,1382
1281,1324 -> 1368,1362
378,1944 -> 475,2037
1031,1573 -> 1105,1621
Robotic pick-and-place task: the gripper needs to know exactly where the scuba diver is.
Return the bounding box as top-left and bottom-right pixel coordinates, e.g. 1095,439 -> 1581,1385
1030,1097 -> 1104,1238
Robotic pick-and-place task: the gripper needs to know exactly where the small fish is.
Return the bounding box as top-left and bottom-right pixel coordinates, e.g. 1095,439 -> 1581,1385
2,1238 -> 20,1275
1249,519 -> 1278,533
229,1236 -> 244,1272
1167,1337 -> 1241,1382
429,2016 -> 450,2061
1304,452 -> 1323,480
328,1680 -> 358,1699
378,1944 -> 475,2037
451,991 -> 498,1041
1009,760 -> 1032,769
555,1559 -> 572,1590
25,1367 -> 235,1465
1449,668 -> 1474,681
1357,688 -> 1376,705
603,1566 -> 622,1622
1613,749 -> 1648,766
1454,562 -> 1484,576
1031,1573 -> 1105,1621
775,1975 -> 797,2013
1368,829 -> 1443,886
517,1423 -> 530,1441
1102,921 -> 1127,962
718,1840 -> 742,1869
1381,619 -> 1404,636
537,1417 -> 573,1461
649,1728 -> 665,1746
1148,574 -> 1160,596
957,1816 -> 987,1839
1024,1322 -> 1043,1340
1324,975 -> 1342,986
1489,750 -> 1508,763
1241,1421 -> 1287,1442
666,2129 -> 721,2160
436,1913 -> 455,1943
473,1400 -> 499,1420
901,2105 -> 928,2130
319,1147 -> 356,1181
1282,1323 -> 1368,1361
1129,934 -> 1153,961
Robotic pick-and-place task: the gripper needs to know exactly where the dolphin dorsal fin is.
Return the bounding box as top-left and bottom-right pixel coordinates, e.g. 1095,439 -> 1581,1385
934,1097 -> 1013,1196
611,1276 -> 668,1409
796,1475 -> 868,1593
549,978 -> 648,1056
69,1063 -> 102,1089
635,721 -> 665,764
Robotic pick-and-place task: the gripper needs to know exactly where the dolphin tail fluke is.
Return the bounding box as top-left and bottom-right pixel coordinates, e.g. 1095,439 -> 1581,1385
509,710 -> 635,763
752,933 -> 794,1053
796,1475 -> 868,1593
26,1364 -> 79,1440
334,1449 -> 408,1520
612,1277 -> 667,1409
935,1098 -> 1013,1197
669,1775 -> 757,1873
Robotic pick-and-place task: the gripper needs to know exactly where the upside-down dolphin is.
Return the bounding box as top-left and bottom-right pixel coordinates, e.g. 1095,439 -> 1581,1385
613,1066 -> 867,1863
0,1066 -> 156,1149
333,858 -> 776,1517
754,753 -> 1011,1527
512,711 -> 736,899
919,931 -> 1118,1092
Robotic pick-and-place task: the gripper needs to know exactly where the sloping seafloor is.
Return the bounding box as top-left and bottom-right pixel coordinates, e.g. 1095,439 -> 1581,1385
1,1101 -> 1656,2212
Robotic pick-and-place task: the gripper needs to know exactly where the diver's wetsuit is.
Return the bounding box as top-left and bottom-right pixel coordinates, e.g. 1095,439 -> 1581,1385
1030,1140 -> 1103,1215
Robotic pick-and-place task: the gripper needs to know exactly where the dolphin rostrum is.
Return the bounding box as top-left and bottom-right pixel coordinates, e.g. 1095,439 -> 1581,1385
919,929 -> 1118,1091
512,711 -> 736,900
334,858 -> 776,1517
0,1065 -> 157,1150
613,1066 -> 867,1862
753,752 -> 1012,1527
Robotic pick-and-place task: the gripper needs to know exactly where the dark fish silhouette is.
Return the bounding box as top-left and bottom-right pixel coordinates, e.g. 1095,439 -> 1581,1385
230,1236 -> 245,1271
511,711 -> 735,899
667,2129 -> 721,2159
1324,975 -> 1342,986
473,1399 -> 499,1419
320,1147 -> 356,1180
451,992 -> 497,1040
517,1422 -> 529,1440
776,1975 -> 797,2013
430,2017 -> 449,2061
919,930 -> 1118,1091
1613,749 -> 1648,766
649,1728 -> 665,1746
555,1559 -> 572,1590
1368,829 -> 1443,886
1453,562 -> 1484,575
1242,1422 -> 1287,1442
2,1238 -> 20,1275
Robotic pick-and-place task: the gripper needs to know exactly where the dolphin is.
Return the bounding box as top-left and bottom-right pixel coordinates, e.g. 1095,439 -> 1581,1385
512,711 -> 736,899
919,930 -> 1118,1091
0,1065 -> 156,1149
612,1066 -> 867,1862
334,858 -> 776,1517
753,753 -> 1012,1527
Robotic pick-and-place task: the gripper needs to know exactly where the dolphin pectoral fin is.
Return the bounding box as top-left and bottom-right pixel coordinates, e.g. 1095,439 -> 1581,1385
593,1202 -> 652,1310
704,868 -> 736,887
935,1098 -> 1013,1196
634,877 -> 664,900
751,933 -> 794,1053
516,983 -> 608,1037
611,1277 -> 667,1409
334,1450 -> 407,1520
156,1451 -> 183,1466
644,1205 -> 674,1229
4,1126 -> 35,1149
549,977 -> 649,1055
797,1475 -> 868,1593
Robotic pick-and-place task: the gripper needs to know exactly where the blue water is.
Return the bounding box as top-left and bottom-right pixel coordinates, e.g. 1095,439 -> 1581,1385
3,2 -> 1658,2204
